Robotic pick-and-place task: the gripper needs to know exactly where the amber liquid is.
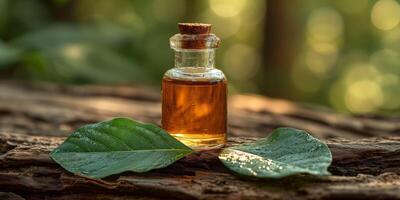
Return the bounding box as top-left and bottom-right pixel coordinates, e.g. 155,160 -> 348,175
162,77 -> 227,149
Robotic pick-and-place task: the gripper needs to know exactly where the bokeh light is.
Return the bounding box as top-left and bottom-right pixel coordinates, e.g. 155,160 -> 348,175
305,50 -> 337,75
307,7 -> 343,42
371,0 -> 400,31
209,0 -> 246,18
60,43 -> 86,61
200,10 -> 242,38
344,63 -> 380,85
345,80 -> 384,113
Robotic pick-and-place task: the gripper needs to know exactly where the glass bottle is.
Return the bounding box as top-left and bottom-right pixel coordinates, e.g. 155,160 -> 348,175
162,23 -> 227,150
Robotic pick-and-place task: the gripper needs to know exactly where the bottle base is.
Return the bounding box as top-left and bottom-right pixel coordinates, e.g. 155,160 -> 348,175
170,133 -> 226,151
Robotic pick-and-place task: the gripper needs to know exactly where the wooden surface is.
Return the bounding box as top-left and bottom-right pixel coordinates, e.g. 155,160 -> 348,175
0,81 -> 400,200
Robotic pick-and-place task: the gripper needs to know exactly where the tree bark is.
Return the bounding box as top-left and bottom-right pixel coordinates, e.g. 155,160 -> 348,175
0,81 -> 399,199
1,133 -> 400,200
0,81 -> 398,139
262,0 -> 303,97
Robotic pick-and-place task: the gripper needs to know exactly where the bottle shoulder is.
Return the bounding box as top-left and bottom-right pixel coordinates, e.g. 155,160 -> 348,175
164,67 -> 226,81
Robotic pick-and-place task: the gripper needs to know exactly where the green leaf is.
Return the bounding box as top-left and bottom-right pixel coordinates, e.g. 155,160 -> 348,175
0,41 -> 22,68
50,118 -> 193,179
11,24 -> 133,50
219,128 -> 332,178
10,24 -> 154,84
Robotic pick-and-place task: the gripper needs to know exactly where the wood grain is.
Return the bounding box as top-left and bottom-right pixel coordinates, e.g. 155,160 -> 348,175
0,81 -> 398,139
0,81 -> 399,199
0,133 -> 400,200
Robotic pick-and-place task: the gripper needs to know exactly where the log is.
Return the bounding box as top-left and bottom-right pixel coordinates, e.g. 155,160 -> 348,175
0,81 -> 400,199
0,133 -> 400,200
0,81 -> 398,139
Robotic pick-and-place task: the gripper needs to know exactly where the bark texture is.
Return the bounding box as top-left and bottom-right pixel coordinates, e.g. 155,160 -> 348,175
0,81 -> 399,200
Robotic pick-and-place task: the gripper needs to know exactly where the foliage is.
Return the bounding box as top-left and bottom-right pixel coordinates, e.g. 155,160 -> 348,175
51,118 -> 331,179
219,128 -> 332,178
50,118 -> 193,178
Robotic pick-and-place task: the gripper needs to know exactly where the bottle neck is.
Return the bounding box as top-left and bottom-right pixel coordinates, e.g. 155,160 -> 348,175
174,49 -> 215,69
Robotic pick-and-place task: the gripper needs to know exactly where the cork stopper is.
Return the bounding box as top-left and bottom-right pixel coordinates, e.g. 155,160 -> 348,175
170,23 -> 219,49
178,23 -> 211,35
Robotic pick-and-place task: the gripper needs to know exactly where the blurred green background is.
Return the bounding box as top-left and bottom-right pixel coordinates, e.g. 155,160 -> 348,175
0,0 -> 399,115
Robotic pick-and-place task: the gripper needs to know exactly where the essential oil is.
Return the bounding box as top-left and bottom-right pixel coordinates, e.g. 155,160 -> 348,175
162,23 -> 227,149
